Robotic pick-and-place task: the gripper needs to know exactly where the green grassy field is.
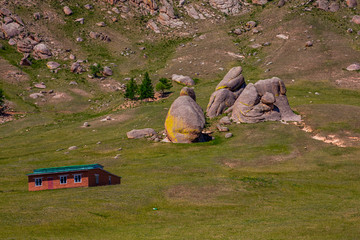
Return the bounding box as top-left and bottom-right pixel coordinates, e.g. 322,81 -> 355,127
1,77 -> 360,239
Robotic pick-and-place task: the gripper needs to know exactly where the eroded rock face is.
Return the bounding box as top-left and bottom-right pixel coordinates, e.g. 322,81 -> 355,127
206,66 -> 246,118
130,0 -> 158,15
209,0 -> 242,15
207,89 -> 237,118
165,88 -> 205,143
231,77 -> 301,123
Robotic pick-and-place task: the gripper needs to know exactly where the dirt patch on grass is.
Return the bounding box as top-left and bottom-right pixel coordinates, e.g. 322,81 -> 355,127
166,183 -> 233,204
84,112 -> 134,128
0,57 -> 29,84
48,92 -> 73,103
335,76 -> 360,89
222,150 -> 301,169
88,78 -> 124,92
69,88 -> 93,98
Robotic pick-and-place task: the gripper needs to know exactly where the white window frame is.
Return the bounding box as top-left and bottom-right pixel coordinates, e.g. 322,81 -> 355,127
60,175 -> 67,184
74,174 -> 82,183
35,177 -> 42,187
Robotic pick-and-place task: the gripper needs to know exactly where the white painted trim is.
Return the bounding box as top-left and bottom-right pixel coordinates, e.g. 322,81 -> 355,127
35,177 -> 43,187
59,175 -> 68,184
74,174 -> 82,183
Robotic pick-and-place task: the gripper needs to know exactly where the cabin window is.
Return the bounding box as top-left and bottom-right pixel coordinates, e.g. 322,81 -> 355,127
95,174 -> 99,185
74,174 -> 82,183
60,176 -> 67,184
109,176 -> 111,184
35,178 -> 42,186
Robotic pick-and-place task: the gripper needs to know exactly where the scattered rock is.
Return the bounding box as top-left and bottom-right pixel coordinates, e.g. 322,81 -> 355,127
277,0 -> 286,7
69,54 -> 76,60
34,83 -> 46,89
75,18 -> 85,24
83,122 -> 90,127
96,22 -> 106,27
69,81 -> 78,85
71,62 -> 84,73
103,66 -> 113,76
127,128 -> 157,139
352,15 -> 360,25
305,41 -> 313,47
346,63 -> 360,71
347,0 -> 357,8
165,88 -> 205,143
33,43 -> 52,59
46,61 -> 60,70
276,34 -> 289,40
63,6 -> 73,15
225,132 -> 233,138
68,146 -> 78,150
29,93 -> 44,99
172,74 -> 195,86
34,12 -> 41,20
84,4 -> 93,10
219,116 -> 232,125
329,2 -> 340,12
76,37 -> 83,42
217,124 -> 229,132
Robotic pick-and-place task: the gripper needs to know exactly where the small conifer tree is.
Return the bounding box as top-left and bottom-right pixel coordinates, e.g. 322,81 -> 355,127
0,89 -> 5,113
139,72 -> 154,99
124,78 -> 138,100
156,77 -> 173,94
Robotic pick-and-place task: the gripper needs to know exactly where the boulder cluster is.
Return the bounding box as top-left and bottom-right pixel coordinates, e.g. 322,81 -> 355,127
207,67 -> 301,124
0,7 -> 52,65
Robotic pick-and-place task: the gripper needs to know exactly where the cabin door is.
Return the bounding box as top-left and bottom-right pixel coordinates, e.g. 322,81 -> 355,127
48,177 -> 54,189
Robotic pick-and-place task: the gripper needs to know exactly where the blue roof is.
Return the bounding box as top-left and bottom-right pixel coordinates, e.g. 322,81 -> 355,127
28,164 -> 104,175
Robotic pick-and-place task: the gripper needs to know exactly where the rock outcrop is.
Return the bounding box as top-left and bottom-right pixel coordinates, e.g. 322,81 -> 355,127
209,0 -> 242,15
130,0 -> 158,15
165,88 -> 205,143
157,0 -> 184,28
206,66 -> 246,118
231,77 -> 301,123
33,43 -> 52,59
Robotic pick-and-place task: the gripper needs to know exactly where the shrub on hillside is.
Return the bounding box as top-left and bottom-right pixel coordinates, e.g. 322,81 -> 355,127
156,77 -> 173,94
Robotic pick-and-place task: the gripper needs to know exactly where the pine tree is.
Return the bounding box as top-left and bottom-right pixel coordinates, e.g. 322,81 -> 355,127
124,78 -> 138,100
0,89 -> 5,113
139,72 -> 154,99
156,77 -> 173,94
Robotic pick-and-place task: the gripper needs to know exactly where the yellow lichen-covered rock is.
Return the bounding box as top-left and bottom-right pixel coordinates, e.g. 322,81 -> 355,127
165,89 -> 205,143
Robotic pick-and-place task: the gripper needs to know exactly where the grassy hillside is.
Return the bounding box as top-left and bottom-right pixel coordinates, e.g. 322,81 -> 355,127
1,0 -> 360,239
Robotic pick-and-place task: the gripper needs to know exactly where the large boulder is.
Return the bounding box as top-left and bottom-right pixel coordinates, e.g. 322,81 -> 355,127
172,74 -> 195,86
206,89 -> 237,118
165,88 -> 205,143
231,77 -> 301,123
127,128 -> 157,139
1,22 -> 23,38
206,66 -> 246,118
216,66 -> 245,92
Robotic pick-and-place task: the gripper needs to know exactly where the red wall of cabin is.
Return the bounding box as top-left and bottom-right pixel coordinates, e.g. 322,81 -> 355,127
28,169 -> 120,191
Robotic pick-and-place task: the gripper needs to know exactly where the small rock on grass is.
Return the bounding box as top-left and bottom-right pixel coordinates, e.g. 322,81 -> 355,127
68,146 -> 77,150
225,133 -> 233,138
63,6 -> 73,15
346,63 -> 360,71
